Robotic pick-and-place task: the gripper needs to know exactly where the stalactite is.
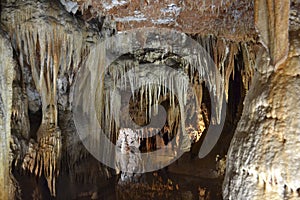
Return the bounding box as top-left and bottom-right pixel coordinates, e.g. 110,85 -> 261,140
96,34 -> 257,157
195,35 -> 257,108
22,130 -> 61,195
1,0 -> 94,196
254,0 -> 290,67
188,35 -> 222,123
241,43 -> 254,91
224,43 -> 238,101
18,26 -> 69,196
104,61 -> 190,152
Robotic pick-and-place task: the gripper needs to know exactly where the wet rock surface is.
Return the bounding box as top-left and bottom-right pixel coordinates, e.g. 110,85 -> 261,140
223,13 -> 300,200
0,0 -> 299,199
0,29 -> 16,200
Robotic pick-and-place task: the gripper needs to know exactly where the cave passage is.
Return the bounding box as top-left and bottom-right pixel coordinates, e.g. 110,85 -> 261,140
12,42 -> 248,200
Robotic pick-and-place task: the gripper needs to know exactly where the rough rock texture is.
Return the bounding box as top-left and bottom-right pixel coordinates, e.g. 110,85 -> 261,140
73,27 -> 256,174
75,0 -> 256,41
0,0 -> 299,199
0,0 -> 107,197
0,30 -> 16,200
223,1 -> 300,199
254,0 -> 290,67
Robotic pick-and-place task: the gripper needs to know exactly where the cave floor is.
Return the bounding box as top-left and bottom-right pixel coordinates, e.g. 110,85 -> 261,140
14,165 -> 223,200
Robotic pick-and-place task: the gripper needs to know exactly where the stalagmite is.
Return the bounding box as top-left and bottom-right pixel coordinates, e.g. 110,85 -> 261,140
116,128 -> 141,183
223,1 -> 300,199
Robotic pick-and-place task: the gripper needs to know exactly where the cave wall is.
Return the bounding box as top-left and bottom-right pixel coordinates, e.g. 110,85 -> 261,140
0,0 -> 299,199
0,0 -> 111,198
0,30 -> 15,200
223,29 -> 300,199
223,0 -> 300,199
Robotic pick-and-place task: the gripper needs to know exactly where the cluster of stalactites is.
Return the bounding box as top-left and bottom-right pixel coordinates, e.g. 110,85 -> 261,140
100,36 -> 256,149
103,59 -> 189,130
2,4 -> 88,196
195,36 -> 255,102
12,24 -> 85,114
14,26 -> 83,196
22,130 -> 61,196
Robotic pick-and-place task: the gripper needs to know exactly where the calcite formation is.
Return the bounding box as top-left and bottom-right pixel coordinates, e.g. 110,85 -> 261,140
223,29 -> 300,199
75,0 -> 256,41
223,0 -> 300,199
116,128 -> 141,183
1,0 -> 101,197
0,30 -> 16,200
0,0 -> 299,199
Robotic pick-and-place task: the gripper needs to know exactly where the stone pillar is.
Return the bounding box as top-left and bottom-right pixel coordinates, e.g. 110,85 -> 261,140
223,2 -> 300,198
254,0 -> 290,67
0,30 -> 16,200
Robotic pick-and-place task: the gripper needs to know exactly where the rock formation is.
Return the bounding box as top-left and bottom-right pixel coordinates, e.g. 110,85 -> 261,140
0,0 -> 299,199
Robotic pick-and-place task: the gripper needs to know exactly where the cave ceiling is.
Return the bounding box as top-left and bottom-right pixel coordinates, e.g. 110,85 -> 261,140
0,0 -> 299,199
74,0 -> 256,41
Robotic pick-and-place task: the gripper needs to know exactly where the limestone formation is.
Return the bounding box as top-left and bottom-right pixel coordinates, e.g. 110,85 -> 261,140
0,0 -> 299,199
223,29 -> 300,199
223,1 -> 300,199
0,29 -> 16,200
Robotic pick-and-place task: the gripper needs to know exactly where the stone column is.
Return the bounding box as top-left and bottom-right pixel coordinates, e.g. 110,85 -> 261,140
223,1 -> 300,199
0,30 -> 16,200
